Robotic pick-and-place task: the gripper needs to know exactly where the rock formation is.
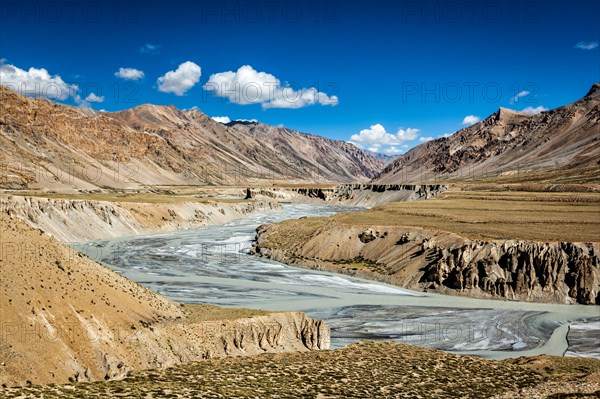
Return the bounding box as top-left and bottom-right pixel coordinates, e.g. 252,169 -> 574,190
252,222 -> 599,305
245,184 -> 448,207
0,195 -> 280,242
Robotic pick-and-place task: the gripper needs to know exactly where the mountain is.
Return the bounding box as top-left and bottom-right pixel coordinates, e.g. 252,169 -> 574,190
373,83 -> 600,183
365,150 -> 396,164
0,86 -> 384,190
226,121 -> 385,183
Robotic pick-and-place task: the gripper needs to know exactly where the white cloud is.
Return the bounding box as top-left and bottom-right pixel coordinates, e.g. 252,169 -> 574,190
203,65 -> 338,109
574,41 -> 599,50
520,105 -> 548,114
211,116 -> 231,124
349,124 -> 419,148
139,43 -> 161,54
419,137 -> 434,142
442,133 -> 453,138
510,90 -> 529,104
382,146 -> 404,155
462,115 -> 480,125
235,118 -> 258,123
157,61 -> 201,96
0,60 -> 77,100
115,67 -> 145,80
85,93 -> 104,103
367,145 -> 380,152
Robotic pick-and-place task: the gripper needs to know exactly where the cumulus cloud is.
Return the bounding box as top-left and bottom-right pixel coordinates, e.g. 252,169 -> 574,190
520,105 -> 548,114
510,90 -> 529,104
382,146 -> 404,155
157,61 -> 201,96
0,60 -> 78,100
211,116 -> 231,124
0,60 -> 112,109
462,115 -> 480,125
574,41 -> 599,50
203,65 -> 338,109
115,67 -> 144,80
419,137 -> 434,142
348,124 -> 419,154
85,93 -> 104,103
139,43 -> 161,54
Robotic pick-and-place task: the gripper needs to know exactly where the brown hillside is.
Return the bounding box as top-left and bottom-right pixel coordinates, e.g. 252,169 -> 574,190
374,83 -> 600,184
0,86 -> 384,191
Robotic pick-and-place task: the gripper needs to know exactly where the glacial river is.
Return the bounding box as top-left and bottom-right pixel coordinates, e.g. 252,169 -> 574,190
73,204 -> 600,359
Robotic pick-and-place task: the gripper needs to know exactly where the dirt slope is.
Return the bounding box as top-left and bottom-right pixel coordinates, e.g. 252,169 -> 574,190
0,213 -> 329,387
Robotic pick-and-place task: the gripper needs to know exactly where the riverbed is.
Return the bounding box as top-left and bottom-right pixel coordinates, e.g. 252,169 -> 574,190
73,204 -> 600,360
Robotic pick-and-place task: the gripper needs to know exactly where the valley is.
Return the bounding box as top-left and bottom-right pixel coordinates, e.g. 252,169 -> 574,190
1,82 -> 598,398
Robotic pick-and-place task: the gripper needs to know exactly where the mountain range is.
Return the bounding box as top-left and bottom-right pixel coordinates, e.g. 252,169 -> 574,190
1,83 -> 598,190
373,84 -> 600,183
0,86 -> 383,191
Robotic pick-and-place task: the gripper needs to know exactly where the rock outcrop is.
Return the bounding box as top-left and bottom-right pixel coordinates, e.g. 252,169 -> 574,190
245,184 -> 447,207
414,236 -> 599,305
252,222 -> 599,305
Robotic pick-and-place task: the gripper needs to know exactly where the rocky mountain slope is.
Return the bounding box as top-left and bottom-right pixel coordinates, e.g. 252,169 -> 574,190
374,83 -> 600,183
0,86 -> 384,191
0,213 -> 329,387
227,121 -> 385,182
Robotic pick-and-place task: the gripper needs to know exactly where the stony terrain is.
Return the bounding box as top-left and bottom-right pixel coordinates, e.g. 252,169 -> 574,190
252,190 -> 600,304
0,213 -> 329,387
0,86 -> 384,191
1,341 -> 598,398
374,83 -> 600,184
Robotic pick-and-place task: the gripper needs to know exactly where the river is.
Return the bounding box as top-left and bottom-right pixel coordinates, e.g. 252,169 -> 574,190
72,204 -> 600,360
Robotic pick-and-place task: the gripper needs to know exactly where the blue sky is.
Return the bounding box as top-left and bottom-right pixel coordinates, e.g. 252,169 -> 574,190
1,0 -> 599,155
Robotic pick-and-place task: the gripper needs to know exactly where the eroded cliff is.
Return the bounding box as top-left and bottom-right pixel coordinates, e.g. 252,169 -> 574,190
0,195 -> 280,242
246,184 -> 448,207
252,221 -> 599,305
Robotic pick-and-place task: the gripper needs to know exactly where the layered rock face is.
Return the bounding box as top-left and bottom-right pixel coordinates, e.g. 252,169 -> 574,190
416,235 -> 599,304
0,195 -> 280,242
252,222 -> 599,305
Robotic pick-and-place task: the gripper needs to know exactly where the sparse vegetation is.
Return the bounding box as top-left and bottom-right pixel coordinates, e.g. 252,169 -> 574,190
1,341 -> 597,399
335,190 -> 600,242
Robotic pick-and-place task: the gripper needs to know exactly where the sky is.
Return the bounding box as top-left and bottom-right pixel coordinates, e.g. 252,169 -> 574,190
1,0 -> 599,155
